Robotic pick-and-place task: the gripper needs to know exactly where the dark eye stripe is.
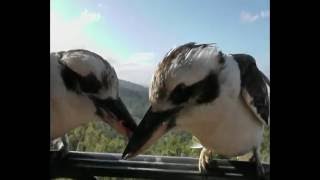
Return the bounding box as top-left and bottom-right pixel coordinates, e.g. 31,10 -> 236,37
169,83 -> 192,105
59,60 -> 102,94
78,73 -> 102,93
169,72 -> 220,105
196,73 -> 219,104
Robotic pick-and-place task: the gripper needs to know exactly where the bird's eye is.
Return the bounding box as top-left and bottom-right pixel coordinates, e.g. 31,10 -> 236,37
218,51 -> 225,64
169,83 -> 191,105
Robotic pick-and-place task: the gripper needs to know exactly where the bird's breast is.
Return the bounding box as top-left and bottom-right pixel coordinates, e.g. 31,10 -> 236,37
179,96 -> 264,157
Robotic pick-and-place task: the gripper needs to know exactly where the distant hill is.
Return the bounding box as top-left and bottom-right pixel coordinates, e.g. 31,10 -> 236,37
118,79 -> 149,122
119,79 -> 148,92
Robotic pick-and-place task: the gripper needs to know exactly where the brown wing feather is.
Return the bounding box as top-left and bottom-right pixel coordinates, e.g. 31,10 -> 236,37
232,54 -> 270,126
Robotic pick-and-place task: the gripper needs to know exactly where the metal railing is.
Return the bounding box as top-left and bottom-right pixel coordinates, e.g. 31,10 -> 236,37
50,151 -> 269,180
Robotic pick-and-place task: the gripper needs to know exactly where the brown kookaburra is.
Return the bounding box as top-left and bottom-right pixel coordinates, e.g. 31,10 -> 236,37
50,49 -> 137,147
122,42 -> 269,178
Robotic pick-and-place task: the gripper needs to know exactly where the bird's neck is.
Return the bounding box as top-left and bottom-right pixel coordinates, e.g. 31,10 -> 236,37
177,102 -> 221,143
51,90 -> 99,140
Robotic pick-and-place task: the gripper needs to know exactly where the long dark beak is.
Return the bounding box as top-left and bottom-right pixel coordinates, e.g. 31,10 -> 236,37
122,106 -> 181,159
92,97 -> 137,138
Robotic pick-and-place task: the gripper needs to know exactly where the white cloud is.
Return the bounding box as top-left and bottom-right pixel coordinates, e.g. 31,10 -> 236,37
127,52 -> 155,62
260,10 -> 270,18
114,52 -> 158,86
80,9 -> 101,22
50,9 -> 100,51
240,10 -> 270,23
50,9 -> 122,64
51,8 -> 156,86
240,11 -> 259,23
115,62 -> 157,86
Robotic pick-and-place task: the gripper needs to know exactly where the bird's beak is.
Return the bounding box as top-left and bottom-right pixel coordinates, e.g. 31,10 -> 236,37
122,106 -> 181,159
96,97 -> 137,139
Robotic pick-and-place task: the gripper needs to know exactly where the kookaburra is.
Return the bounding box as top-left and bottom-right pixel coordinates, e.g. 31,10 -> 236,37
122,42 -> 270,177
50,49 -> 137,144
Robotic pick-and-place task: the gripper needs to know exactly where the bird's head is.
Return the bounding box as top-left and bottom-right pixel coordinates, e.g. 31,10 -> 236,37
122,43 -> 231,159
56,50 -> 137,138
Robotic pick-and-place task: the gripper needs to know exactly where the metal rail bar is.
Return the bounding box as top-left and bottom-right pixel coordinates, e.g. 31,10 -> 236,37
50,151 -> 269,180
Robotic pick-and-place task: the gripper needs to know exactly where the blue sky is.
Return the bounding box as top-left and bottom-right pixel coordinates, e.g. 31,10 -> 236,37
51,0 -> 269,86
